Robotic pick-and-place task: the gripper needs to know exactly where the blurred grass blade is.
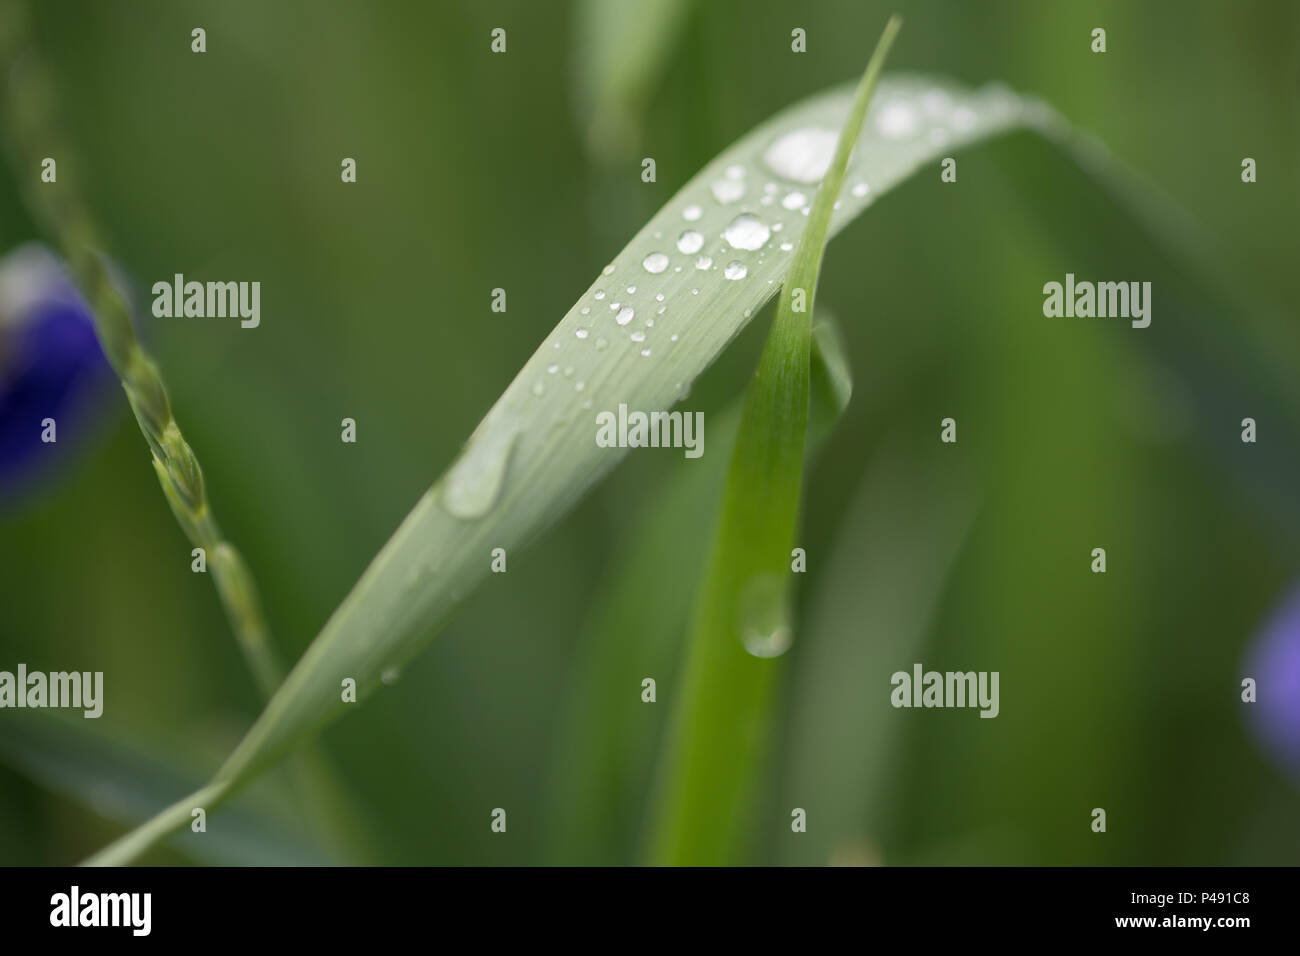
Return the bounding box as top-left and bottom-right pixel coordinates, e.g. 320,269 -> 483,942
84,61 -> 1054,863
0,713 -> 331,866
646,17 -> 901,865
777,431 -> 979,865
544,314 -> 849,863
575,0 -> 693,161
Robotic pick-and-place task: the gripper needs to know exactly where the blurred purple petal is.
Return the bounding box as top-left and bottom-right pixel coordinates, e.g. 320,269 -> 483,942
0,243 -> 116,505
1246,585 -> 1300,783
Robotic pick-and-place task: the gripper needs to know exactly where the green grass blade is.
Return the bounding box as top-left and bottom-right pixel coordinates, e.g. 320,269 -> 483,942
543,315 -> 850,863
575,0 -> 693,162
82,60 -> 1051,864
0,712 -> 331,866
646,17 -> 901,865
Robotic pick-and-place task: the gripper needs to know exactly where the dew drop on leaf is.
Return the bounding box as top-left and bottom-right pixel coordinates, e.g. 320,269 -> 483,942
710,178 -> 745,204
642,252 -> 669,274
442,422 -> 520,520
677,230 -> 704,254
739,573 -> 793,659
723,213 -> 770,251
762,127 -> 838,183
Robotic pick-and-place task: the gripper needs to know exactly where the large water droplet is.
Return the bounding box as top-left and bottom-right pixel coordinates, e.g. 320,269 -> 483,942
711,178 -> 745,204
682,204 -> 702,221
695,255 -> 712,270
677,230 -> 704,254
616,307 -> 635,325
724,213 -> 771,251
781,191 -> 806,210
739,574 -> 793,658
442,422 -> 519,519
763,127 -> 839,183
642,252 -> 669,274
950,105 -> 976,131
724,261 -> 747,281
876,101 -> 918,138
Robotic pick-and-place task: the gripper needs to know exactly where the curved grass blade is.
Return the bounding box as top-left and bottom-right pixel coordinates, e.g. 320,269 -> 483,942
83,70 -> 1056,864
646,17 -> 901,865
0,712 -> 331,866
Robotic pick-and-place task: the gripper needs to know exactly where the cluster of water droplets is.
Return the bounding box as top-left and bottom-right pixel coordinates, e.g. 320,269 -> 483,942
521,83 -> 999,439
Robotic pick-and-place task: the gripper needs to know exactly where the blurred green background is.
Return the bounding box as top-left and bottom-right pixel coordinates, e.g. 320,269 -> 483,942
1,0 -> 1297,865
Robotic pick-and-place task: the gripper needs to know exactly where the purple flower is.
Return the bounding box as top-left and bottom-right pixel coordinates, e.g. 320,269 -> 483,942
1246,585 -> 1300,783
0,243 -> 115,505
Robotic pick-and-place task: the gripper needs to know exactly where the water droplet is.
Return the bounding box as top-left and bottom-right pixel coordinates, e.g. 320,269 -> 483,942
626,285 -> 637,294
724,213 -> 770,251
876,101 -> 918,138
670,333 -> 679,342
575,381 -> 585,392
739,574 -> 793,658
610,301 -> 621,311
677,230 -> 704,254
630,330 -> 645,343
764,182 -> 779,194
950,105 -> 976,131
547,364 -> 559,374
763,127 -> 838,183
772,222 -> 784,232
575,328 -> 589,339
691,288 -> 700,295
711,178 -> 745,204
594,290 -> 606,300
781,191 -> 806,210
595,337 -> 608,350
779,241 -> 793,252
616,307 -> 635,325
642,252 -> 669,274
381,666 -> 401,686
695,255 -> 712,270
655,293 -> 665,302
442,422 -> 520,520
921,89 -> 953,116
644,317 -> 654,327
640,348 -> 652,357
725,163 -> 746,180
724,261 -> 748,280
580,306 -> 590,315
851,181 -> 869,198
602,264 -> 615,276
743,309 -> 752,318
682,204 -> 702,221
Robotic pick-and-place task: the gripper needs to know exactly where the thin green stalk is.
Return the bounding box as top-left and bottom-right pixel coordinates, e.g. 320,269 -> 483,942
0,0 -> 365,863
647,16 -> 902,865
